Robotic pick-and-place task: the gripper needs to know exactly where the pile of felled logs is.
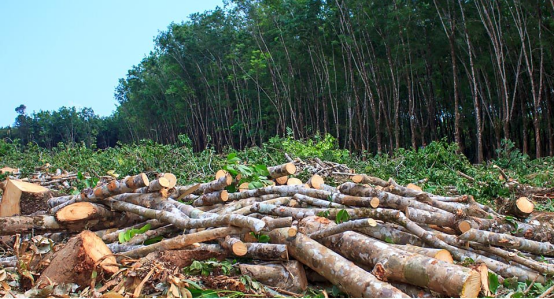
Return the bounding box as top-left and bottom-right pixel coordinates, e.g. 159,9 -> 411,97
1,161 -> 553,298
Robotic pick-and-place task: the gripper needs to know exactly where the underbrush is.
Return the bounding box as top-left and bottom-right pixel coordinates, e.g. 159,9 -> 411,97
1,135 -> 552,207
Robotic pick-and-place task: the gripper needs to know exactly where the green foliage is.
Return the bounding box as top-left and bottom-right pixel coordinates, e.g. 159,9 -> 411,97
249,232 -> 270,243
335,209 -> 350,224
183,259 -> 234,277
0,137 -> 552,210
118,223 -> 151,243
223,153 -> 272,191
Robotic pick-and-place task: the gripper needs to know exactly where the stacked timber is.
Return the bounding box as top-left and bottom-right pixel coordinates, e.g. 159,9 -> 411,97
1,162 -> 553,298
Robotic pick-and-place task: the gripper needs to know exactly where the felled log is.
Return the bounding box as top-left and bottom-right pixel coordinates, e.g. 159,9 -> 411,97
299,216 -> 481,297
194,175 -> 232,195
37,230 -> 118,289
0,214 -> 134,235
306,175 -> 324,189
274,176 -> 289,185
270,231 -> 409,298
268,163 -> 296,179
219,236 -> 247,256
356,223 -> 424,246
426,227 -> 545,282
192,190 -> 229,207
308,218 -> 377,240
293,194 -> 345,208
122,226 -> 246,258
216,194 -> 280,215
459,228 -> 554,256
239,261 -> 307,293
170,183 -> 201,200
500,197 -> 534,218
158,173 -> 177,188
56,202 -> 119,223
392,244 -> 454,264
286,178 -> 303,186
0,179 -> 51,216
126,224 -> 176,245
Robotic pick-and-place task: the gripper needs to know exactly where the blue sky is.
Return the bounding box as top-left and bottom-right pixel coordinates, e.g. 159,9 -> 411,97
0,0 -> 223,127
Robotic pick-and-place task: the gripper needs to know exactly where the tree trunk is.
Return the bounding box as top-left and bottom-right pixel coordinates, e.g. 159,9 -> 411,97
239,261 -> 308,293
37,231 -> 118,289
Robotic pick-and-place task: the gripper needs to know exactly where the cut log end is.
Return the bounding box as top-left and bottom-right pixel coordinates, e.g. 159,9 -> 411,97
351,175 -> 363,184
220,190 -> 229,202
516,197 -> 534,214
370,197 -> 380,208
232,242 -> 248,256
308,175 -> 324,189
461,270 -> 482,298
239,183 -> 250,192
56,202 -> 97,222
287,178 -> 303,186
434,249 -> 454,264
275,176 -> 289,185
406,183 -> 423,192
284,163 -> 297,175
160,173 -> 177,189
458,220 -> 473,233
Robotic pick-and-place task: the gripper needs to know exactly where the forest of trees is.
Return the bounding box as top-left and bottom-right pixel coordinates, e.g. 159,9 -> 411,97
2,0 -> 554,163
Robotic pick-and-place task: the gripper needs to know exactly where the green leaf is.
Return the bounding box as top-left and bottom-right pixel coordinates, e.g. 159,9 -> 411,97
384,237 -> 394,244
258,234 -> 270,243
489,272 -> 500,294
249,181 -> 263,189
253,164 -> 269,176
511,292 -> 524,298
144,236 -> 163,245
118,232 -> 127,244
137,223 -> 151,234
335,209 -> 350,224
91,270 -> 98,279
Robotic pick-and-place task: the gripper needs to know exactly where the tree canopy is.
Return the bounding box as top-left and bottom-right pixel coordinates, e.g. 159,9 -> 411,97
3,0 -> 554,162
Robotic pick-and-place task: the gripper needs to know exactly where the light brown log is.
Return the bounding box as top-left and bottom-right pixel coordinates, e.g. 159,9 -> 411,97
308,218 -> 377,240
286,178 -> 303,186
145,177 -> 170,192
261,216 -> 293,230
320,183 -> 337,193
216,194 -> 280,215
192,190 -> 229,207
406,183 -> 423,192
293,194 -> 345,208
239,182 -> 250,192
158,173 -> 177,188
122,226 -> 246,258
0,212 -> 135,235
468,242 -> 554,275
506,197 -> 535,218
268,163 -> 296,179
124,173 -> 150,189
0,167 -> 19,174
37,231 -> 117,289
356,224 -> 424,246
233,196 -> 291,215
351,174 -> 389,186
56,202 -> 117,223
351,208 -> 545,283
0,179 -> 50,216
299,216 -> 481,298
393,244 -> 454,264
194,176 -> 232,195
459,228 -> 554,256
171,183 -> 201,200
219,236 -> 247,256
307,174 -> 324,189
390,283 -> 435,298
426,227 -> 545,282
239,261 -> 307,292
106,199 -> 266,232
274,176 -> 289,185
244,243 -> 289,261
271,232 -> 409,298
